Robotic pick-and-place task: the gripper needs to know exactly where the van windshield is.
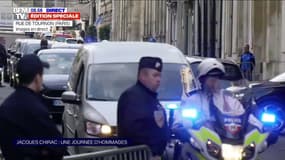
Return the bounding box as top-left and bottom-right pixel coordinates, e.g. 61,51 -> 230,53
87,63 -> 185,101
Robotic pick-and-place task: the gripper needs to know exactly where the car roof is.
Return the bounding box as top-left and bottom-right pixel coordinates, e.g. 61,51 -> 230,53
15,38 -> 34,43
51,43 -> 82,49
54,34 -> 72,37
66,38 -> 77,40
186,56 -> 237,65
38,48 -> 78,55
21,41 -> 53,50
83,41 -> 188,64
15,39 -> 52,44
270,72 -> 285,82
21,39 -> 41,44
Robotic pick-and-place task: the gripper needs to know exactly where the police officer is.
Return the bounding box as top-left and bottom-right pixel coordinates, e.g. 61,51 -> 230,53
34,39 -> 48,55
117,57 -> 169,160
240,44 -> 255,81
0,54 -> 66,160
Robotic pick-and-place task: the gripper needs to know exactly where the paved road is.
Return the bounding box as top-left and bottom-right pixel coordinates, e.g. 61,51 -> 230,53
0,83 -> 284,159
0,83 -> 13,102
0,83 -> 62,132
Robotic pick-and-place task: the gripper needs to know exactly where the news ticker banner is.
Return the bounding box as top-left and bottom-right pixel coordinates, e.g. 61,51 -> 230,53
13,8 -> 80,33
15,138 -> 130,146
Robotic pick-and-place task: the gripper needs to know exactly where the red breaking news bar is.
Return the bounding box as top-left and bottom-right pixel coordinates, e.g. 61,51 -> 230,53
28,12 -> 80,20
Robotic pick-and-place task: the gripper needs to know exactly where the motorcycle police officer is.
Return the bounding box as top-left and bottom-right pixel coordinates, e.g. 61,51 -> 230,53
117,57 -> 169,160
175,58 -> 245,128
173,58 -> 279,158
0,54 -> 66,160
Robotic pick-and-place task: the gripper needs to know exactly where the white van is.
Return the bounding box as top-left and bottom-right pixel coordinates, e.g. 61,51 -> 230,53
61,41 -> 188,154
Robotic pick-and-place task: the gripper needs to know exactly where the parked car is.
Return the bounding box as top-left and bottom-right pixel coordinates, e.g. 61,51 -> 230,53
51,43 -> 82,49
245,73 -> 285,100
53,34 -> 73,42
248,72 -> 285,115
248,71 -> 285,88
61,41 -> 188,154
9,39 -> 52,87
6,38 -> 31,84
249,81 -> 285,136
38,48 -> 78,123
65,38 -> 78,44
7,39 -> 34,86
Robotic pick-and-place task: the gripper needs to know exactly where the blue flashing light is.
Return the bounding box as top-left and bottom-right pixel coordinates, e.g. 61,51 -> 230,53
166,104 -> 178,110
261,113 -> 276,123
182,108 -> 198,119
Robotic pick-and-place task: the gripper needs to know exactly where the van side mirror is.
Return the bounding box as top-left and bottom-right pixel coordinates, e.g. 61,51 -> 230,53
62,91 -> 81,104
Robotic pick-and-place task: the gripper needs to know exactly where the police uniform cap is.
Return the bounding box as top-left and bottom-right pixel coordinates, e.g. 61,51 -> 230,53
138,56 -> 163,72
17,54 -> 49,79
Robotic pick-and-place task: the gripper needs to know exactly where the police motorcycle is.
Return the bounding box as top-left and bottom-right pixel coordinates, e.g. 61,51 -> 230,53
164,67 -> 285,160
173,98 -> 284,160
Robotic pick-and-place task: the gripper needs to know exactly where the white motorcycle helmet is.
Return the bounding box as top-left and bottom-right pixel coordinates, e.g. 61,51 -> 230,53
197,58 -> 226,82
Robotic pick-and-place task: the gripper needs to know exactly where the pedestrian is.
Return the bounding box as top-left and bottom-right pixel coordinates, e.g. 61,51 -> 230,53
117,57 -> 169,160
0,54 -> 66,160
80,30 -> 85,40
34,39 -> 48,55
240,44 -> 255,81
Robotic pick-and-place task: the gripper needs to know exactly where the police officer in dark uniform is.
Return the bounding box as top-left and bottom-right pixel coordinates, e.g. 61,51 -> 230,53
0,54 -> 66,160
117,57 -> 169,160
34,39 -> 48,55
